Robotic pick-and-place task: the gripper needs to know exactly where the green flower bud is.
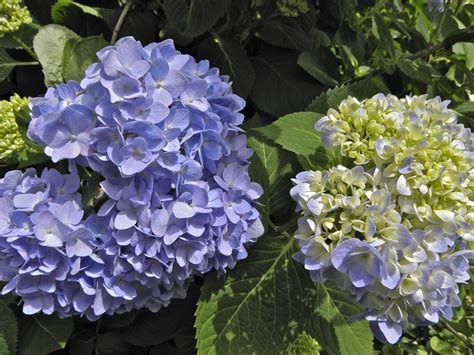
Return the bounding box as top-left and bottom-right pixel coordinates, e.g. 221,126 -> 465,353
277,0 -> 309,17
0,94 -> 29,162
0,0 -> 32,36
285,332 -> 321,355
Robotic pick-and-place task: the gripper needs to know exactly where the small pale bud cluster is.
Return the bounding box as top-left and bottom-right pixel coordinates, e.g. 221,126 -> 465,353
0,0 -> 32,36
0,94 -> 29,162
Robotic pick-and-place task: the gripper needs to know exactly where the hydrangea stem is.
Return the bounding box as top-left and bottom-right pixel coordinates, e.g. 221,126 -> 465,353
441,321 -> 474,350
111,0 -> 135,44
11,61 -> 39,66
268,217 -> 298,239
94,319 -> 101,355
12,35 -> 38,60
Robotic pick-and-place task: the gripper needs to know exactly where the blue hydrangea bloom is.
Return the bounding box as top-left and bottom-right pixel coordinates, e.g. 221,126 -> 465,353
0,168 -> 102,318
23,37 -> 263,318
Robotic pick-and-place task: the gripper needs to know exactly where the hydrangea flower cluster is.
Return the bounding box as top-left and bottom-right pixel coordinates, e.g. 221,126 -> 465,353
0,94 -> 31,162
0,0 -> 31,36
0,168 -> 102,318
291,94 -> 474,344
0,167 -> 193,319
18,37 -> 263,318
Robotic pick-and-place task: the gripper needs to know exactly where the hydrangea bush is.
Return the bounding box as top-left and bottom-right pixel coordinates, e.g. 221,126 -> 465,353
1,0 -> 473,353
0,37 -> 263,319
291,94 -> 474,343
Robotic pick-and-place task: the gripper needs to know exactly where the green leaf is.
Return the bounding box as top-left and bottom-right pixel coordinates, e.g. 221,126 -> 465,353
70,2 -> 105,19
307,77 -> 389,114
51,0 -> 73,23
119,10 -> 158,44
0,301 -> 17,354
453,42 -> 474,70
246,115 -> 294,221
33,24 -> 80,86
195,235 -> 305,354
439,10 -> 460,41
162,0 -> 230,40
60,36 -> 80,78
454,101 -> 474,117
81,171 -> 103,210
0,49 -> 21,81
0,337 -> 8,355
430,336 -> 451,353
16,148 -> 50,169
415,16 -> 430,43
51,0 -> 106,23
315,285 -> 373,355
196,36 -> 255,98
297,50 -> 340,87
18,314 -> 73,355
258,19 -> 329,51
371,13 -> 393,55
256,111 -> 336,170
396,57 -> 433,84
195,234 -> 373,355
250,49 -> 324,117
453,101 -> 474,128
63,36 -> 108,82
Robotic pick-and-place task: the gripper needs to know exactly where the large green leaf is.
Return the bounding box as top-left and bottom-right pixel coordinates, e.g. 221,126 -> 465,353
258,19 -> 329,51
195,234 -> 373,354
18,314 -> 73,355
250,50 -> 324,117
454,101 -> 474,128
162,0 -> 230,40
315,285 -> 374,355
196,36 -> 255,98
51,0 -> 106,23
33,24 -> 79,86
0,337 -> 8,355
63,36 -> 108,82
371,13 -> 393,55
246,114 -> 294,221
396,57 -> 433,84
120,10 -> 158,45
0,301 -> 17,355
307,77 -> 389,114
453,42 -> 474,71
256,112 -> 339,170
195,234 -> 309,354
297,50 -> 340,87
